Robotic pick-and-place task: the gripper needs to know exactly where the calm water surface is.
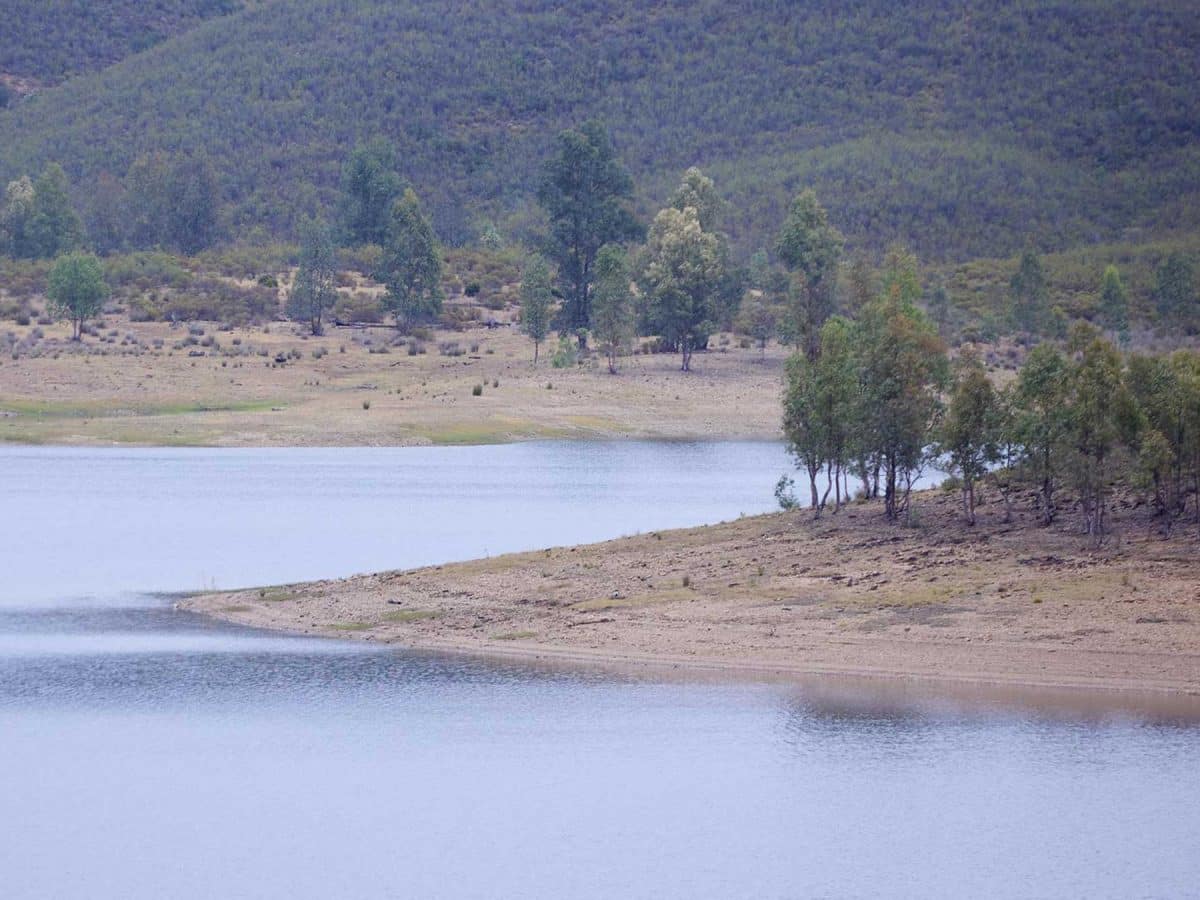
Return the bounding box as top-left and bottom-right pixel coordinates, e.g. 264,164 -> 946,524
2,443 -> 1198,899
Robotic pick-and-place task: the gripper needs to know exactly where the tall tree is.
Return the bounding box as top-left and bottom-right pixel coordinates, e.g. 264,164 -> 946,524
47,252 -> 108,340
1061,326 -> 1139,541
519,254 -> 554,364
857,289 -> 949,521
1099,264 -> 1129,338
164,155 -> 220,253
537,121 -> 641,334
123,152 -> 171,250
940,349 -> 1001,525
286,217 -> 338,335
1,175 -> 35,258
639,206 -> 723,371
670,166 -> 727,233
590,243 -> 634,374
1013,342 -> 1069,525
1010,249 -> 1048,334
27,163 -> 82,259
1155,252 -> 1196,325
775,189 -> 843,359
378,188 -> 442,328
736,294 -> 778,359
86,171 -> 129,256
927,282 -> 951,336
338,138 -> 405,247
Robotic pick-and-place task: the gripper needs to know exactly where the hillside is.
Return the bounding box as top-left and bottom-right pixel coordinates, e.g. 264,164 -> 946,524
0,0 -> 1198,259
0,1 -> 243,85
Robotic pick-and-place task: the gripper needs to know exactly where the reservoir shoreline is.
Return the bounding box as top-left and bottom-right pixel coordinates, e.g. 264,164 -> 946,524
183,489 -> 1200,697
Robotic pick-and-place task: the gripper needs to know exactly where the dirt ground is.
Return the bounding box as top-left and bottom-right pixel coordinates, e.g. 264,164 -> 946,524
184,488 -> 1200,695
0,313 -> 785,446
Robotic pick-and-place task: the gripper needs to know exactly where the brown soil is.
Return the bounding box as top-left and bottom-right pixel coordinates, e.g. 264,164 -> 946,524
183,489 -> 1200,695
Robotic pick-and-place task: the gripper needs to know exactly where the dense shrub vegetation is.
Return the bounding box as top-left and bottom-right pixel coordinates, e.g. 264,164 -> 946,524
0,0 -> 1196,260
0,1 -> 242,83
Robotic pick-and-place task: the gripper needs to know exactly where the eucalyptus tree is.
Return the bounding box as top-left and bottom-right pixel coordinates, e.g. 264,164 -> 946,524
378,188 -> 443,328
537,121 -> 641,335
940,349 -> 1002,525
639,205 -> 723,372
519,254 -> 554,364
48,253 -> 108,340
286,217 -> 338,335
775,189 -> 843,359
590,244 -> 634,374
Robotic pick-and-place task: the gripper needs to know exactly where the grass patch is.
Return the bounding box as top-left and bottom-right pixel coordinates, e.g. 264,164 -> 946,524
492,630 -> 538,641
382,609 -> 441,623
330,621 -> 373,631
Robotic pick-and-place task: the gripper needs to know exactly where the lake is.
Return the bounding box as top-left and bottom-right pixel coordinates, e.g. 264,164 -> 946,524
2,442 -> 1198,899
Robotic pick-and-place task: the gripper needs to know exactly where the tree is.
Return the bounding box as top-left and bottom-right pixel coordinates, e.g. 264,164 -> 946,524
27,163 -> 82,259
775,189 -> 843,359
1013,342 -> 1070,524
1061,328 -> 1139,541
86,172 -> 129,256
338,138 -> 405,247
1155,252 -> 1196,325
1099,264 -> 1129,339
47,253 -> 108,340
124,152 -> 171,250
378,188 -> 443,328
857,289 -> 949,522
1,175 -> 35,258
639,206 -> 723,371
286,218 -> 338,335
783,352 -> 825,511
591,244 -> 634,374
1010,249 -> 1048,334
940,350 -> 1001,525
519,254 -> 554,364
927,282 -> 951,336
670,166 -> 727,234
163,155 -> 220,253
736,294 -> 778,359
844,253 -> 876,319
537,121 -> 641,335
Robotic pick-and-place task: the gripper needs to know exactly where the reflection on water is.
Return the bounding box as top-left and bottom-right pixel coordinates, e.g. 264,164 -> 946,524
1,444 -> 1198,899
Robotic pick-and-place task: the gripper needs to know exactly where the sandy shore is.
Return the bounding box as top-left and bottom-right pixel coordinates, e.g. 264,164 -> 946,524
183,490 -> 1200,695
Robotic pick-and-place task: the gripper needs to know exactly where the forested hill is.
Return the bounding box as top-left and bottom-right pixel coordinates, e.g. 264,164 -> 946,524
0,0 -> 1197,260
0,1 -> 244,84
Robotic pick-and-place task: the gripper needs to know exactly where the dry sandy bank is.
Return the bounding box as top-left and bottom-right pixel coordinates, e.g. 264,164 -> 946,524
183,490 -> 1200,696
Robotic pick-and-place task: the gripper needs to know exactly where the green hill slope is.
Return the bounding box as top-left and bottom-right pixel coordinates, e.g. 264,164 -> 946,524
0,0 -> 1196,259
0,1 -> 243,84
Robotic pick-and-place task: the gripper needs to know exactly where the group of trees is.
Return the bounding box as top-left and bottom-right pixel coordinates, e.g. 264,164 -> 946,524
286,140 -> 444,335
783,279 -> 1200,540
0,154 -> 221,259
519,124 -> 746,372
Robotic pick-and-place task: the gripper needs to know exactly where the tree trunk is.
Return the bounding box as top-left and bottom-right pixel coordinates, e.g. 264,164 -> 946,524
962,479 -> 976,526
680,339 -> 692,372
533,341 -> 539,365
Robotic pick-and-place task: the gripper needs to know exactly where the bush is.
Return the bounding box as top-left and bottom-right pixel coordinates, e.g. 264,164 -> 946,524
550,336 -> 577,368
471,383 -> 483,396
332,291 -> 384,324
464,281 -> 481,297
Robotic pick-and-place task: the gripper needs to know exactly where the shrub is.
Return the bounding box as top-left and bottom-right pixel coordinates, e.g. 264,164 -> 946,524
472,383 -> 483,396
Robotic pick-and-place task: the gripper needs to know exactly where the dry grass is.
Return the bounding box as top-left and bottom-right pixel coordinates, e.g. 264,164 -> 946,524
0,312 -> 785,446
